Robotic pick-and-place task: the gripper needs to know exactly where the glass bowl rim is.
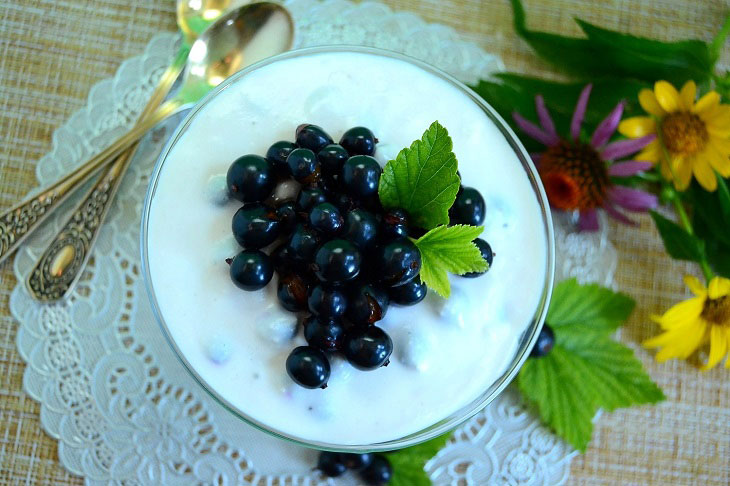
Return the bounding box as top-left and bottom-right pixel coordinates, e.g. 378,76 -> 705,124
140,44 -> 555,452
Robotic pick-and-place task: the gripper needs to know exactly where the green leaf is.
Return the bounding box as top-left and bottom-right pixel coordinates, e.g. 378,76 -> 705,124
693,210 -> 730,279
548,279 -> 635,334
386,433 -> 452,486
519,334 -> 665,452
509,0 -> 714,85
576,19 -> 713,85
413,225 -> 487,298
689,180 -> 730,246
649,210 -> 705,262
378,121 -> 461,229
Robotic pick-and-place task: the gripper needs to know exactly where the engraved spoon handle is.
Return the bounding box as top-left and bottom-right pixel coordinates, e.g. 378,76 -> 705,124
26,48 -> 189,302
0,58 -> 187,267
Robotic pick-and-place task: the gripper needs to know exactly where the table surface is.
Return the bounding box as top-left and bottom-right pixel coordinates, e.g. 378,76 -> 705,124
1,0 -> 729,484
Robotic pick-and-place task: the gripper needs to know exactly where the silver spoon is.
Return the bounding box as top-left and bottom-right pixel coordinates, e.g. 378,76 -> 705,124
21,2 -> 294,301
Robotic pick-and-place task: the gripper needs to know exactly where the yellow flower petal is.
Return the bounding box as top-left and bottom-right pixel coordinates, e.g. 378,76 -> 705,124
672,155 -> 692,191
709,134 -> 730,155
707,276 -> 730,299
700,105 -> 730,128
680,81 -> 697,110
692,91 -> 721,114
692,155 -> 718,191
675,319 -> 708,358
705,141 -> 730,178
706,123 -> 730,138
650,319 -> 707,361
701,325 -> 729,370
639,89 -> 667,117
654,81 -> 682,113
656,296 -> 704,329
635,139 -> 661,163
684,275 -> 707,296
618,116 -> 656,138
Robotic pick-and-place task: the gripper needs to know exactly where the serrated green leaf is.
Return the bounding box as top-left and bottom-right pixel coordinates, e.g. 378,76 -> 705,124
413,225 -> 487,298
519,281 -> 664,452
519,335 -> 664,452
509,0 -> 714,85
547,279 -> 635,334
378,121 -> 461,229
386,433 -> 452,486
650,210 -> 705,262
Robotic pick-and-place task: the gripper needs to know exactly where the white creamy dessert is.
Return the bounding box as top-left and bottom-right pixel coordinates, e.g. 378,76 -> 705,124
146,50 -> 549,445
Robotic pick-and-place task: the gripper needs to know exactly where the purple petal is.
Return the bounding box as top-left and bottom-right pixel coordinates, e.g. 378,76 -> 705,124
600,134 -> 656,160
603,203 -> 638,226
512,112 -> 557,147
530,153 -> 542,167
570,84 -> 593,141
535,95 -> 559,144
607,186 -> 658,212
591,101 -> 624,148
578,209 -> 600,232
607,160 -> 654,177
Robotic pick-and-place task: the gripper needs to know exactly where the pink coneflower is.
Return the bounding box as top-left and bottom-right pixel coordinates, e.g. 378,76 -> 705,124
513,84 -> 658,231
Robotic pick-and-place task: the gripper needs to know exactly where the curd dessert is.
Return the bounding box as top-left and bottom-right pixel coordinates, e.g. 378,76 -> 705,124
144,49 -> 551,446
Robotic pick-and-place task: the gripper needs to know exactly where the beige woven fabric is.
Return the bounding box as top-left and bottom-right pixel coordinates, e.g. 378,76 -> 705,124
0,0 -> 728,484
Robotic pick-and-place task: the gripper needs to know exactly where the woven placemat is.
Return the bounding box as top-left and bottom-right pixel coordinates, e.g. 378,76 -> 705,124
0,1 -> 728,484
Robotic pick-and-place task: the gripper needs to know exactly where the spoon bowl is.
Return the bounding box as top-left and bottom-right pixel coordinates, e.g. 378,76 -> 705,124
185,3 -> 295,90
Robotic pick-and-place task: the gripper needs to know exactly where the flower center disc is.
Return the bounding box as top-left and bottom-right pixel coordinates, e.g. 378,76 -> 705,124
701,296 -> 730,326
538,142 -> 609,211
661,112 -> 708,156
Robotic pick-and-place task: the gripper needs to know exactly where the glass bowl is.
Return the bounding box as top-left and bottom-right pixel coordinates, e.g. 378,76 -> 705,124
141,45 -> 555,452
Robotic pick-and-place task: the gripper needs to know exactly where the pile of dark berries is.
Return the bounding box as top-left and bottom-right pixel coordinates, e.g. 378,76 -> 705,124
317,451 -> 392,484
224,124 -> 492,389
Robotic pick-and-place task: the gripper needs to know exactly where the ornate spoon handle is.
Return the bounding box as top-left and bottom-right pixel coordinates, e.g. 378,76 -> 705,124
26,48 -> 188,302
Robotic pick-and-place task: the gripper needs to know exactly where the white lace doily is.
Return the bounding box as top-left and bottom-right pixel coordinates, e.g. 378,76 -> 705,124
9,1 -> 617,484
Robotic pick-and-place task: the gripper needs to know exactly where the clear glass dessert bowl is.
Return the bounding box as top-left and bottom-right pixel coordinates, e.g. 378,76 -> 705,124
141,45 -> 555,452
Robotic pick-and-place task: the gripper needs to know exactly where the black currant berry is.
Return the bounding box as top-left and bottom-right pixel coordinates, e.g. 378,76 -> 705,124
449,186 -> 486,226
286,346 -> 330,389
275,201 -> 301,234
313,239 -> 361,283
380,208 -> 409,240
388,279 -> 427,305
316,451 -> 346,478
339,126 -> 377,156
308,284 -> 347,319
277,273 -> 311,312
226,154 -> 275,203
461,238 -> 493,278
344,326 -> 393,371
346,284 -> 389,326
286,148 -> 320,183
296,124 -> 333,152
309,202 -> 344,236
359,454 -> 393,485
229,250 -> 273,291
288,224 -> 321,262
231,203 -> 280,249
266,140 -> 297,176
340,453 -> 374,471
376,238 -> 421,287
303,315 -> 345,352
530,324 -> 555,358
344,209 -> 379,249
342,155 -> 382,199
297,186 -> 328,211
318,144 -> 349,179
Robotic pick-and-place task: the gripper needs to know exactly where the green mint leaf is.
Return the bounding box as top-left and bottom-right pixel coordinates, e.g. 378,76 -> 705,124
509,0 -> 713,85
650,210 -> 706,262
386,433 -> 452,486
518,281 -> 664,452
413,225 -> 487,298
378,121 -> 460,229
548,278 -> 635,334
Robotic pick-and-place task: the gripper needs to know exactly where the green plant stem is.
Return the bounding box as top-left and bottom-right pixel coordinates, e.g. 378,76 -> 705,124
670,193 -> 715,282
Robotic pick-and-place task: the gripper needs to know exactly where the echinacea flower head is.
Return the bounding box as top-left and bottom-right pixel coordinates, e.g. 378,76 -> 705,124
513,84 -> 658,231
619,80 -> 730,192
644,275 -> 730,370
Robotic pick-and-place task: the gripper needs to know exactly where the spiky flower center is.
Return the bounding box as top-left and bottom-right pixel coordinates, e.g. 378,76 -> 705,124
701,296 -> 730,326
661,112 -> 708,156
538,141 -> 610,211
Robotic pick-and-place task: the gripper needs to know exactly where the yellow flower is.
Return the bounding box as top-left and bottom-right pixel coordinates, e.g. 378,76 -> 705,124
619,80 -> 730,192
644,275 -> 730,370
